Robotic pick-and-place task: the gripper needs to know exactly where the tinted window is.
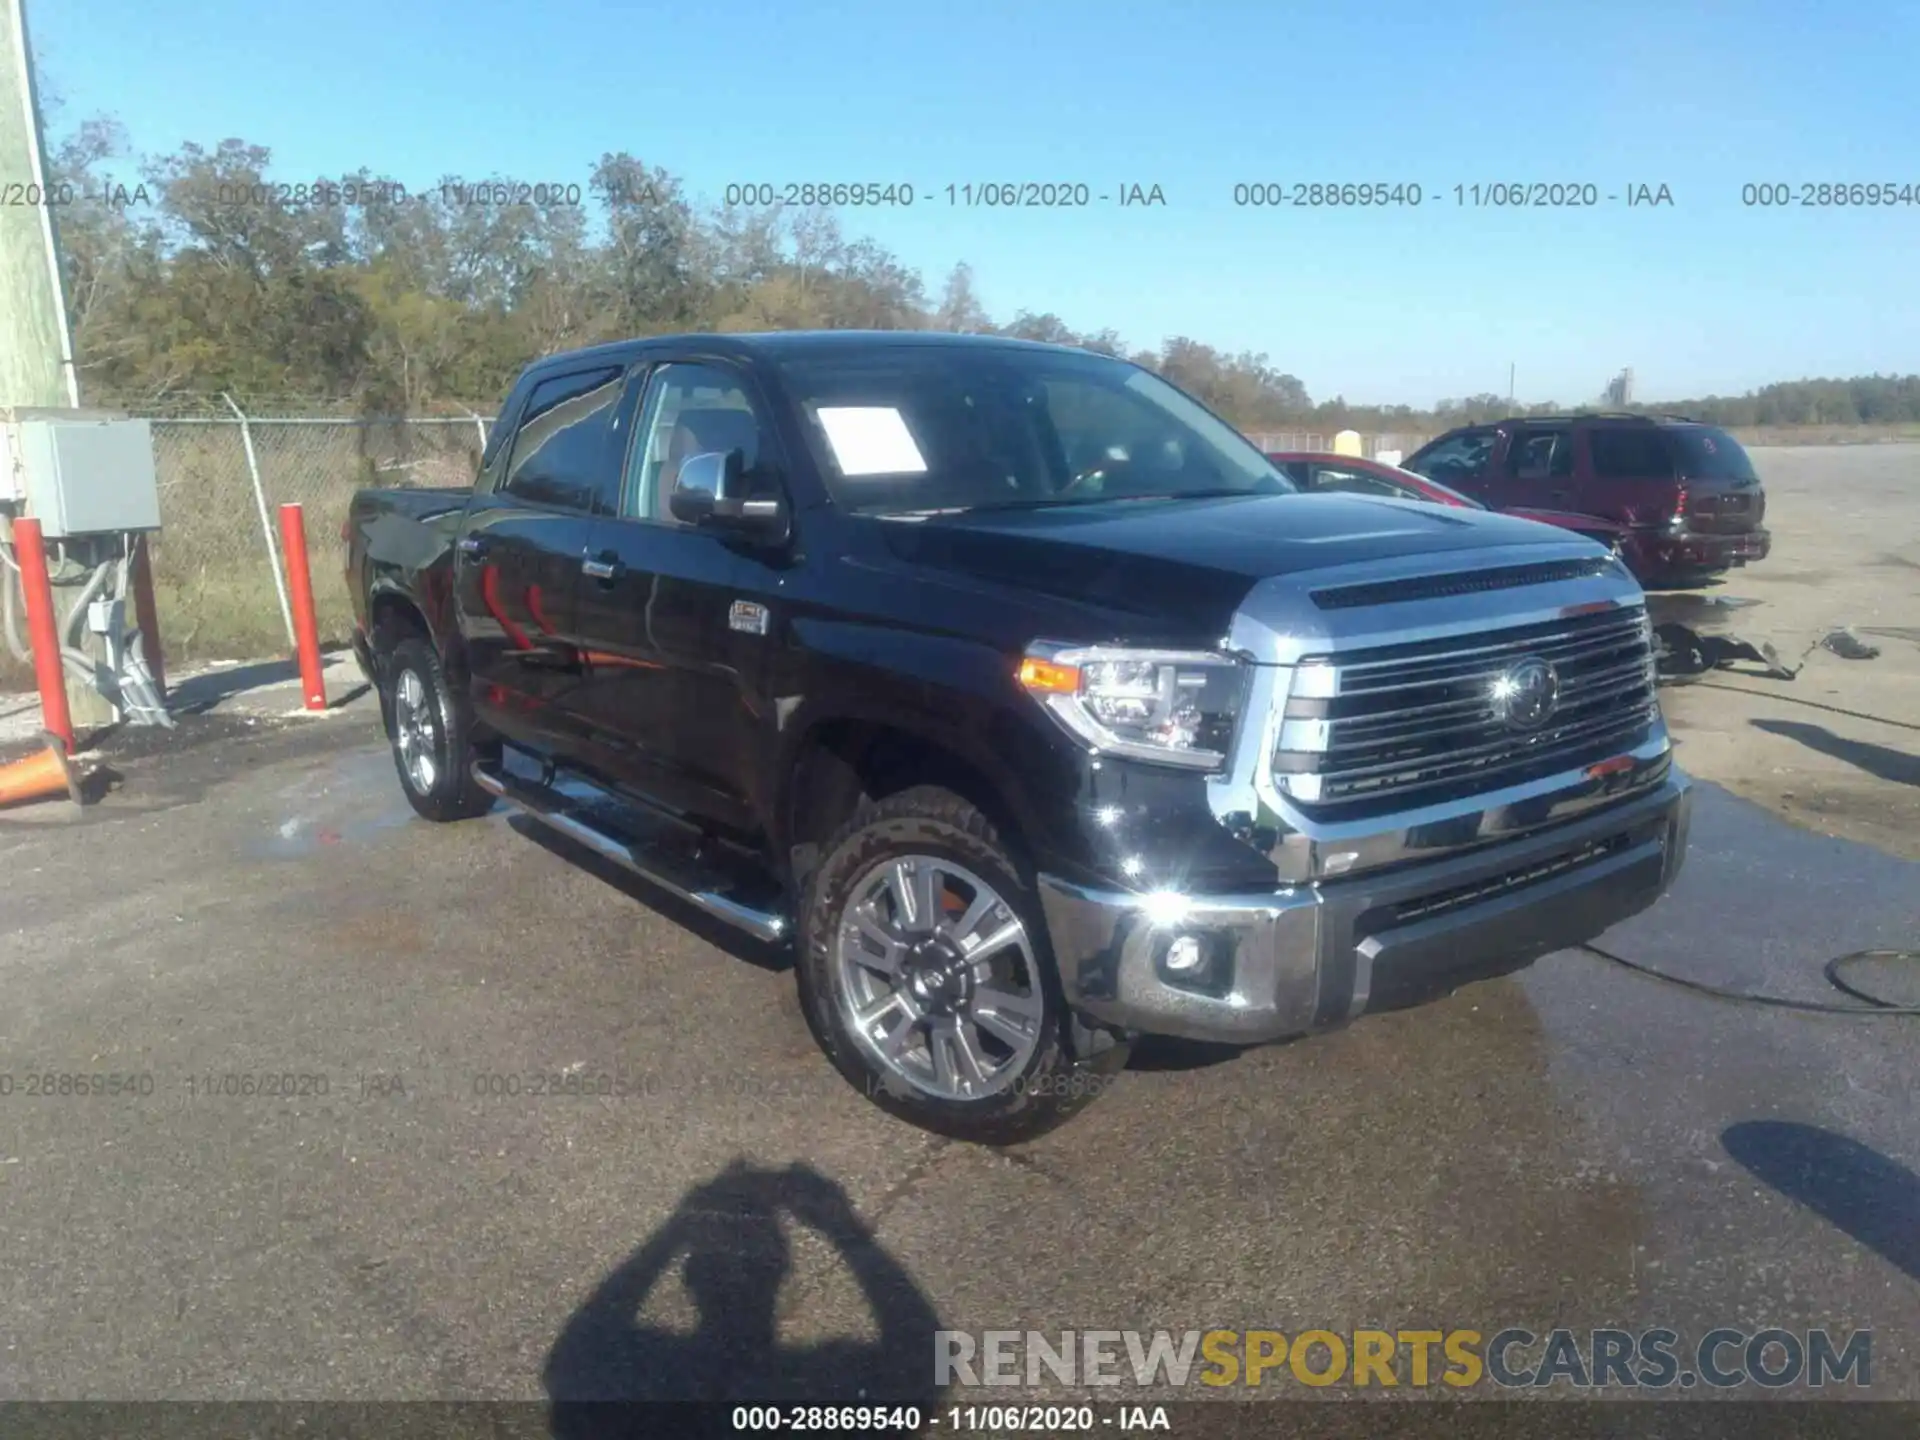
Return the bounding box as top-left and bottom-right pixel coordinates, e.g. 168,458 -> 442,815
502,367 -> 627,512
1507,428 -> 1575,478
1407,430 -> 1495,483
480,377 -> 530,472
1589,428 -> 1676,480
1668,426 -> 1758,481
775,347 -> 1293,514
626,363 -> 771,521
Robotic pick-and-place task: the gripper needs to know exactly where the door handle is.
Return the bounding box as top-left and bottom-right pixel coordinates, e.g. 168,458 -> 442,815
581,555 -> 620,581
456,535 -> 489,558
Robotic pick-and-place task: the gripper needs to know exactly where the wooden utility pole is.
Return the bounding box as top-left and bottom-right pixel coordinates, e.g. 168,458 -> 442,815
2,0 -> 113,727
0,0 -> 77,408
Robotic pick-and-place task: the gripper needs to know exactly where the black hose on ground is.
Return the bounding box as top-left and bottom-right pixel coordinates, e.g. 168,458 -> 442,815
1581,942 -> 1920,1016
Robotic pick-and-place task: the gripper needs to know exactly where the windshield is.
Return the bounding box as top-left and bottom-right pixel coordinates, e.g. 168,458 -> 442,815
1668,426 -> 1759,482
775,346 -> 1297,514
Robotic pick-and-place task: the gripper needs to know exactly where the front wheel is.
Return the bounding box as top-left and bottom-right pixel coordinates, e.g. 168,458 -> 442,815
796,786 -> 1129,1144
384,637 -> 494,822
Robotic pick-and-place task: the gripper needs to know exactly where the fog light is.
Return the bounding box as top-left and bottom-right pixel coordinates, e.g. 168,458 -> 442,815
1156,931 -> 1232,998
1165,935 -> 1205,972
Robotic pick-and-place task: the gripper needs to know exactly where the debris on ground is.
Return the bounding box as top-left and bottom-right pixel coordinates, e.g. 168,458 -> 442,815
1698,633 -> 1802,680
1656,621 -> 1886,684
1655,623 -> 1802,682
1820,627 -> 1882,661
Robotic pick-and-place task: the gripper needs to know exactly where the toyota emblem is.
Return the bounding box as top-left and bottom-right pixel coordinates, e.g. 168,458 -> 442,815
1490,657 -> 1560,731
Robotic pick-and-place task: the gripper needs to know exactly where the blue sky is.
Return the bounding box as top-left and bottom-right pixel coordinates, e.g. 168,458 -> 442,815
29,0 -> 1918,407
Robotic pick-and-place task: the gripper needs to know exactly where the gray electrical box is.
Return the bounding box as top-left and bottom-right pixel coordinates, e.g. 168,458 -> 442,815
2,412 -> 161,537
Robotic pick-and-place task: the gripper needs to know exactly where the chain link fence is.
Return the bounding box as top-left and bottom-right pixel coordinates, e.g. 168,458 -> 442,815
137,411 -> 1428,668
144,411 -> 491,664
1244,431 -> 1434,461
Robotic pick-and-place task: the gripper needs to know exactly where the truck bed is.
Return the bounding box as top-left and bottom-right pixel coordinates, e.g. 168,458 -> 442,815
348,486 -> 472,573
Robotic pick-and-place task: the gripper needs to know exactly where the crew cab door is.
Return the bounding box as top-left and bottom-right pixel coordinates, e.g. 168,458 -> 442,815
452,363 -> 628,757
570,357 -> 787,839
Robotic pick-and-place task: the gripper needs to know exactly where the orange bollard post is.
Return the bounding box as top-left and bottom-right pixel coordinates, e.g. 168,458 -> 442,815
11,517 -> 74,753
277,503 -> 327,711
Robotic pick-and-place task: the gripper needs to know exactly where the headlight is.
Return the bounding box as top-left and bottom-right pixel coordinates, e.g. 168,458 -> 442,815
1017,642 -> 1247,770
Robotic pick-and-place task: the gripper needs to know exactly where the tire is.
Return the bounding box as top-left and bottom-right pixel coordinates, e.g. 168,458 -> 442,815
383,636 -> 494,822
795,785 -> 1130,1144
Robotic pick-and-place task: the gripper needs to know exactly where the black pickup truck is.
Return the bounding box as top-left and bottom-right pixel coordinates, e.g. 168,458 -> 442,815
346,331 -> 1692,1143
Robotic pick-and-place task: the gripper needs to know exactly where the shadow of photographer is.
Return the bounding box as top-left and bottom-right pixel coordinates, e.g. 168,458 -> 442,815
544,1160 -> 942,1429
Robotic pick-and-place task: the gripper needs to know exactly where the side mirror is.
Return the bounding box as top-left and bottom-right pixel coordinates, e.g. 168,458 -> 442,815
668,449 -> 789,542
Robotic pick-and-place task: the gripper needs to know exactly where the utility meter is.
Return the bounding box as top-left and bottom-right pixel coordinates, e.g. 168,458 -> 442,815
0,409 -> 161,537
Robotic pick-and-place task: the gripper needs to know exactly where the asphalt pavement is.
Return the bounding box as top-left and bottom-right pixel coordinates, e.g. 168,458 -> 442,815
0,704 -> 1915,1409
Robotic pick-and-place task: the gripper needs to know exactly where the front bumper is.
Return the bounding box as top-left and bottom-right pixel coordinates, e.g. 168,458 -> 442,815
1037,773 -> 1692,1045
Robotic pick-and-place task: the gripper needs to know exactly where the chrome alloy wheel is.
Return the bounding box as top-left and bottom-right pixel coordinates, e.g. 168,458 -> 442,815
392,667 -> 442,795
833,855 -> 1045,1101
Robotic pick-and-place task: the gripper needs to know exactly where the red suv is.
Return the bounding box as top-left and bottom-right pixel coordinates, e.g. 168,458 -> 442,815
1265,450 -> 1629,551
1402,414 -> 1771,587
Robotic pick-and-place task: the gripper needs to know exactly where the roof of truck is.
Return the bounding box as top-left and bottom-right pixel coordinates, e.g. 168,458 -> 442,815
524,329 -> 1098,376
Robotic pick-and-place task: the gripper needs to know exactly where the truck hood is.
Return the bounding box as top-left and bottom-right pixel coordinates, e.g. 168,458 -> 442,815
887,486 -> 1575,573
870,492 -> 1596,641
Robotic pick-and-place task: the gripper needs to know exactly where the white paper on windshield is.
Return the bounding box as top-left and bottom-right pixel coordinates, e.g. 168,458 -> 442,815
815,406 -> 928,476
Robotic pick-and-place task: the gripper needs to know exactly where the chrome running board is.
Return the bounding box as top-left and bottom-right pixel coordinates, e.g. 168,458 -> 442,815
471,759 -> 790,944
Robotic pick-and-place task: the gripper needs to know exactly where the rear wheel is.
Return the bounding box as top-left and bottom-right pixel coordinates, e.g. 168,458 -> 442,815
796,786 -> 1128,1144
384,637 -> 494,822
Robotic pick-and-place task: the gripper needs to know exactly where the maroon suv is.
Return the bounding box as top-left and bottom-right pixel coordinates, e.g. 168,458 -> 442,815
1402,414 -> 1771,586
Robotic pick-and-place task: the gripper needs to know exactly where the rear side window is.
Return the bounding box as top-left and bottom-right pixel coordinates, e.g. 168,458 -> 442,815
1668,426 -> 1758,481
480,379 -> 527,472
1507,428 -> 1575,479
1406,430 -> 1495,482
1589,429 -> 1677,480
502,366 -> 628,513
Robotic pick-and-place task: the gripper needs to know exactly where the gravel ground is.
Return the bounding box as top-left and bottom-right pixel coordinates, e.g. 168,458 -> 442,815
1650,444 -> 1920,861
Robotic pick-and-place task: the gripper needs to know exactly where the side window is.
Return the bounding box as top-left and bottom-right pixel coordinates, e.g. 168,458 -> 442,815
1407,430 -> 1495,484
478,376 -> 532,482
625,363 -> 770,522
1312,464 -> 1411,500
1589,428 -> 1677,480
501,367 -> 627,513
1507,428 -> 1574,481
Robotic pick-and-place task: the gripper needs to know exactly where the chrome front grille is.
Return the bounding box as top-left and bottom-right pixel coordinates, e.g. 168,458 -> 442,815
1271,605 -> 1659,811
